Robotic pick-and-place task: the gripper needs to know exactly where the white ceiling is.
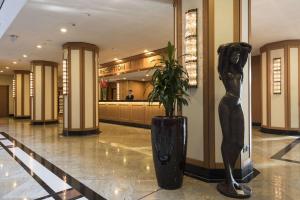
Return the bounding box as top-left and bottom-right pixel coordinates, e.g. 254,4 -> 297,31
251,0 -> 300,55
1,0 -> 300,74
0,0 -> 173,74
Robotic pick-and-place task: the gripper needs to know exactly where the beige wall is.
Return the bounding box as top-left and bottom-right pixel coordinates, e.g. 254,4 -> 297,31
182,0 -> 204,162
0,74 -> 14,114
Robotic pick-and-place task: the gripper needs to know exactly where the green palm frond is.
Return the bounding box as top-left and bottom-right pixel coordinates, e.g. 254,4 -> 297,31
148,41 -> 190,117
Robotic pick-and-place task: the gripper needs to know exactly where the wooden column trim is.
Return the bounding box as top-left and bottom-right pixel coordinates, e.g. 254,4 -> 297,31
233,0 -> 241,42
81,48 -> 85,129
51,66 -> 54,120
33,67 -> 36,121
42,65 -> 45,121
21,74 -> 24,116
285,47 -> 289,128
266,50 -> 271,127
93,51 -> 96,128
68,48 -> 72,129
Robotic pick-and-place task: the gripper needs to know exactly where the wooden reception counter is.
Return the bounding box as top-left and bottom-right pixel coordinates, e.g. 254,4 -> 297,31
99,101 -> 164,127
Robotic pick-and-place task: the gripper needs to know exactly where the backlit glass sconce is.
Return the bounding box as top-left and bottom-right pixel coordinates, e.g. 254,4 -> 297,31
62,59 -> 68,95
30,72 -> 34,97
184,9 -> 198,87
116,82 -> 120,100
12,79 -> 15,98
273,58 -> 281,94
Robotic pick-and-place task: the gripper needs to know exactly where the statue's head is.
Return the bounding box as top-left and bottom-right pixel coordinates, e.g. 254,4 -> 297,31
217,42 -> 252,79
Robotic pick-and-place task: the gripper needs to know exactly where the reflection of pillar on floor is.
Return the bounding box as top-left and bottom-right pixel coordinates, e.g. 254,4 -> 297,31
13,70 -> 30,119
178,0 -> 253,181
30,61 -> 58,125
62,42 -> 99,136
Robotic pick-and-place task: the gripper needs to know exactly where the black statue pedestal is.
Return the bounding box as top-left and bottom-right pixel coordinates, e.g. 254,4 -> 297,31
217,42 -> 252,199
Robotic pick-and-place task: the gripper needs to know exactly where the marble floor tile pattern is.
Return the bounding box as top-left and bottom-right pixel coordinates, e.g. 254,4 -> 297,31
0,118 -> 300,199
0,147 -> 49,199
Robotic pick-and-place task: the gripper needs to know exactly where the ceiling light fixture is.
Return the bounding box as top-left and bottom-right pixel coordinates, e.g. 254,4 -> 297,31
12,61 -> 17,65
60,28 -> 67,33
5,66 -> 9,69
23,54 -> 28,58
114,58 -> 118,61
36,45 -> 42,49
0,70 -> 3,73
146,74 -> 150,77
123,77 -> 127,80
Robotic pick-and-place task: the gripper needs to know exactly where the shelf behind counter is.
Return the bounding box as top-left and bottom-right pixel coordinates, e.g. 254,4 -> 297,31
98,100 -> 165,128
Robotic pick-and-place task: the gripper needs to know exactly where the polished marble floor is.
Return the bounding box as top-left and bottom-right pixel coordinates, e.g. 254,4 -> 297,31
0,118 -> 300,200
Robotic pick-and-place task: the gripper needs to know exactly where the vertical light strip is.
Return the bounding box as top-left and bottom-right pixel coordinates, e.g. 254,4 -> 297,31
116,82 -> 120,100
184,9 -> 198,87
63,59 -> 68,95
30,72 -> 34,97
273,58 -> 281,94
12,79 -> 16,98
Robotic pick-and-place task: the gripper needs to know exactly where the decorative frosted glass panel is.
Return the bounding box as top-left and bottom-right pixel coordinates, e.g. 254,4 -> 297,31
273,58 -> 281,94
184,9 -> 198,87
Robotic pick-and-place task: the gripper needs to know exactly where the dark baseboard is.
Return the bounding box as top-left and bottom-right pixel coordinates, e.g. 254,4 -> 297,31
14,116 -> 31,119
99,119 -> 151,129
31,120 -> 58,125
252,122 -> 261,126
184,162 -> 259,183
63,128 -> 100,136
261,127 -> 300,136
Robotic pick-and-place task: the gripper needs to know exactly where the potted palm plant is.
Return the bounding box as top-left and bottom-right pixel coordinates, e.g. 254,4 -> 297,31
148,41 -> 189,189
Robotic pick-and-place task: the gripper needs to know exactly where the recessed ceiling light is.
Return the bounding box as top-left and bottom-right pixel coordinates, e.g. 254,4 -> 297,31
0,70 -> 3,73
146,74 -> 150,77
23,54 -> 28,58
5,66 -> 9,69
12,61 -> 17,65
60,28 -> 67,33
36,45 -> 42,49
123,77 -> 127,80
114,58 -> 118,61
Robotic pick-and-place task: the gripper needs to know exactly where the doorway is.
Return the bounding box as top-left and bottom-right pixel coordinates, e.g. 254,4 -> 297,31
0,86 -> 9,117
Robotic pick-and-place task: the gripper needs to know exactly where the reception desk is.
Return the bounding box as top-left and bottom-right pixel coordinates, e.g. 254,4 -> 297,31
99,101 -> 165,127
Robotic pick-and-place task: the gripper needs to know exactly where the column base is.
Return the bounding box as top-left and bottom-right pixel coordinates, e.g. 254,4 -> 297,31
261,126 -> 300,136
184,162 -> 259,183
63,128 -> 100,136
31,120 -> 58,125
14,116 -> 31,119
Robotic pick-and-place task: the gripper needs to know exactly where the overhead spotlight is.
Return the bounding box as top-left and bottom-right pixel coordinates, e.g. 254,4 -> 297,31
23,54 -> 28,58
146,74 -> 150,77
0,70 -> 3,73
5,66 -> 9,69
12,61 -> 17,65
60,28 -> 67,33
36,45 -> 42,49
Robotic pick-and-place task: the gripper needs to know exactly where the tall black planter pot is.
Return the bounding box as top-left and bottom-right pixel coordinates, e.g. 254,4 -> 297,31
151,116 -> 187,190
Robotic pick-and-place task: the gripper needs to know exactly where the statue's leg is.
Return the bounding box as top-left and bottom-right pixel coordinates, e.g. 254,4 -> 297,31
229,104 -> 245,188
218,100 -> 235,185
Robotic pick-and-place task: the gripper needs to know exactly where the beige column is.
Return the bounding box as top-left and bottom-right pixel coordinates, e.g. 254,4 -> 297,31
30,60 -> 58,125
13,70 -> 30,119
260,40 -> 300,135
177,0 -> 252,181
62,42 -> 99,136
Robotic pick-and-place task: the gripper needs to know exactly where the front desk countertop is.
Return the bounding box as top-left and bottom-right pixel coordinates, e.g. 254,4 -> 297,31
98,100 -> 164,127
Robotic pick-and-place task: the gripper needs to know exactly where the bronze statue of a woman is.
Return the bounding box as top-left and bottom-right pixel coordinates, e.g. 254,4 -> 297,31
217,42 -> 252,199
